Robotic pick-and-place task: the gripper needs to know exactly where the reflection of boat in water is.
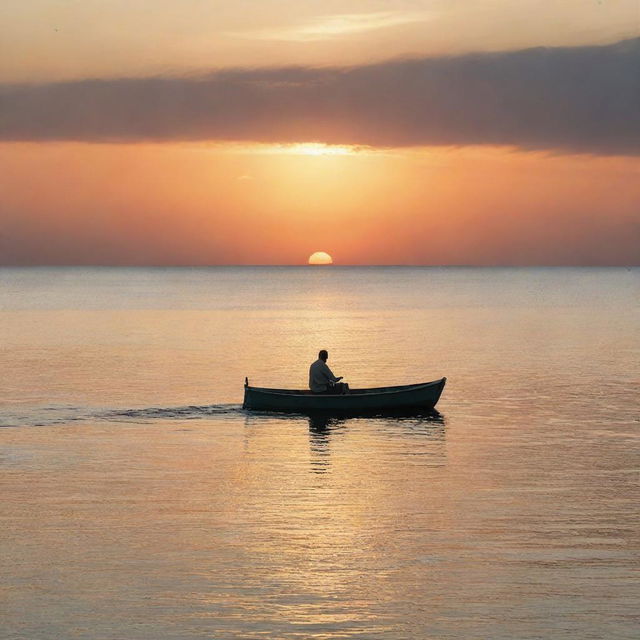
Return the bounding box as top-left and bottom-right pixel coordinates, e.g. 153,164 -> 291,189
243,377 -> 446,414
241,409 -> 447,475
307,410 -> 444,432
306,410 -> 446,474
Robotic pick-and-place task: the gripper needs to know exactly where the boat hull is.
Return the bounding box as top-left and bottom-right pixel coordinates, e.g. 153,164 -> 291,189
243,377 -> 446,414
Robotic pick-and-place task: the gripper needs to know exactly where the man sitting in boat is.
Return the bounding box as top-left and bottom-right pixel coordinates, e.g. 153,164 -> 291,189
309,350 -> 349,394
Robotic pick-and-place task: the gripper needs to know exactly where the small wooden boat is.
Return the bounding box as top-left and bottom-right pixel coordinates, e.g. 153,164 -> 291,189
243,377 -> 446,414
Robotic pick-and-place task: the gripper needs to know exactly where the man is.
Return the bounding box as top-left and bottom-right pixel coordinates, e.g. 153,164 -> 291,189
309,350 -> 349,394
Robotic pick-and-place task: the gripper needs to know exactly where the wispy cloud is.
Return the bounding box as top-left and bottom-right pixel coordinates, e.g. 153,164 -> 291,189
1,38 -> 638,155
227,12 -> 428,42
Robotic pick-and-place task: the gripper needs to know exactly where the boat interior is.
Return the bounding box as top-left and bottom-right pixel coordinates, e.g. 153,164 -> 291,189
246,380 -> 444,396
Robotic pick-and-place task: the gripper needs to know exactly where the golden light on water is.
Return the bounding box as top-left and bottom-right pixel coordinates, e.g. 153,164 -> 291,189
308,251 -> 333,265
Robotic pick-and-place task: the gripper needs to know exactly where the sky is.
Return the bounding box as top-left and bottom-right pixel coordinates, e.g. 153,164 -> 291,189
0,0 -> 638,265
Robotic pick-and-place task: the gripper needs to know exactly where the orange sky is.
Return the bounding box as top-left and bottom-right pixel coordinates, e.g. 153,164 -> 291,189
0,1 -> 638,265
2,142 -> 638,265
1,0 -> 637,82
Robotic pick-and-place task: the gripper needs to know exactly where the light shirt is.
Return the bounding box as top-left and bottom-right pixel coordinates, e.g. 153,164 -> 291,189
309,359 -> 338,392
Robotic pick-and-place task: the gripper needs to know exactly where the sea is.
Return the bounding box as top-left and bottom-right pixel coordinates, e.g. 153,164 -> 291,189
1,266 -> 639,640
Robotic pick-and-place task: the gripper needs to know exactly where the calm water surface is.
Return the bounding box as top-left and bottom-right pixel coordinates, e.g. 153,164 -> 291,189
1,267 -> 639,639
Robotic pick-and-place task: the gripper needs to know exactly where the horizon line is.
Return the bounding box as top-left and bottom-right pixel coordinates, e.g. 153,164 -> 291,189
0,264 -> 637,269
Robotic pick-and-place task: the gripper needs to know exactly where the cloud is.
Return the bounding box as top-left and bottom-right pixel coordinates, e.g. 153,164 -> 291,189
227,11 -> 429,42
0,38 -> 638,154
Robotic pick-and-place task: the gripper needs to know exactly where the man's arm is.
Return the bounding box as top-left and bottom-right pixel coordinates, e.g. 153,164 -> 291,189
321,361 -> 341,383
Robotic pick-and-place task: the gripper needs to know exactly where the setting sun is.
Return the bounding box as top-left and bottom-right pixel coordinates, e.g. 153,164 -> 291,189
308,251 -> 333,265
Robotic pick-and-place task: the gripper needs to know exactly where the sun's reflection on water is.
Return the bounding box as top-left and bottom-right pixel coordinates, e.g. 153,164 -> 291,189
230,411 -> 449,633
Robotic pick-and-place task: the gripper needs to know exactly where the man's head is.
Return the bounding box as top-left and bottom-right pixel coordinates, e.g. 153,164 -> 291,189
318,349 -> 328,362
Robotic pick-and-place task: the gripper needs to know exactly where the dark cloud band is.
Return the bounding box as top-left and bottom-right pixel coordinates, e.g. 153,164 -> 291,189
1,38 -> 638,154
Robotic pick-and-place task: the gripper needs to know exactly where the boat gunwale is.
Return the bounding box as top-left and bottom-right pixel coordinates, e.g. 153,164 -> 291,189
245,377 -> 446,398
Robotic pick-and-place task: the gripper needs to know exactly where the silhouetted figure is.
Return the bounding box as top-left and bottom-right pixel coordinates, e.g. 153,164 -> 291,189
309,350 -> 349,394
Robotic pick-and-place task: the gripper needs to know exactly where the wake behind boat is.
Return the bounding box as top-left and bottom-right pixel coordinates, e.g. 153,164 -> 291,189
243,377 -> 446,413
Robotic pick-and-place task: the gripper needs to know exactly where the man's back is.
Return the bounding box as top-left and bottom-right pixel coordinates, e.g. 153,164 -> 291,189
309,358 -> 336,393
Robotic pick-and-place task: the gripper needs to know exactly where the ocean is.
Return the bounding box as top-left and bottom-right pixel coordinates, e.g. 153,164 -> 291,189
1,267 -> 639,639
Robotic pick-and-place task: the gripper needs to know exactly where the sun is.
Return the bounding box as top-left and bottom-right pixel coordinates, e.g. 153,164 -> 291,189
308,251 -> 333,265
